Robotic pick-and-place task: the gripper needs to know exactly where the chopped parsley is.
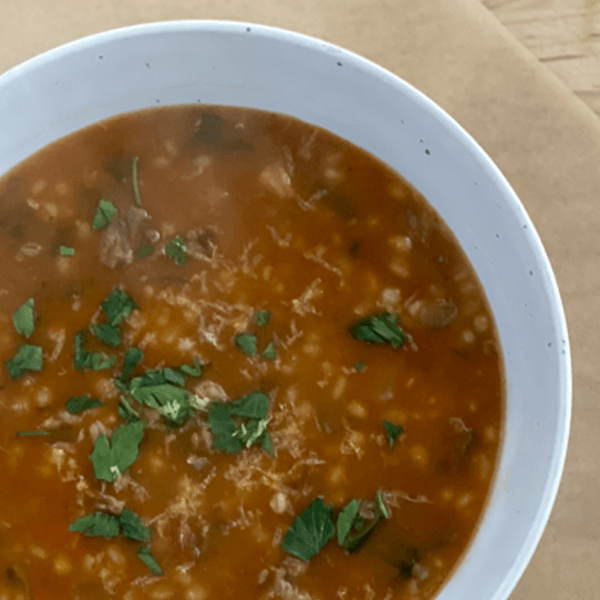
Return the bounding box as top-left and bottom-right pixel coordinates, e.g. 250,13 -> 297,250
59,246 -> 75,256
90,420 -> 145,482
349,312 -> 407,348
262,341 -> 277,360
235,333 -> 257,357
137,546 -> 164,576
355,360 -> 365,372
132,157 -> 141,206
136,245 -> 155,258
165,237 -> 187,266
90,323 -> 121,348
118,396 -> 140,423
73,330 -> 116,371
101,289 -> 139,327
13,298 -> 35,338
121,347 -> 144,382
92,198 -> 117,230
119,507 -> 151,542
5,344 -> 43,380
281,498 -> 335,561
65,395 -> 104,415
69,512 -> 120,538
179,356 -> 203,378
208,391 -> 272,455
383,420 -> 404,448
254,310 -> 273,327
336,498 -> 361,546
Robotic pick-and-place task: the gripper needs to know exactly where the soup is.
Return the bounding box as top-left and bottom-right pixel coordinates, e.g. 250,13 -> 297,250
0,106 -> 503,600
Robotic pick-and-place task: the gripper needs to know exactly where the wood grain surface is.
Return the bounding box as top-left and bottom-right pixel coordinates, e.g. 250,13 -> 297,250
482,0 -> 600,118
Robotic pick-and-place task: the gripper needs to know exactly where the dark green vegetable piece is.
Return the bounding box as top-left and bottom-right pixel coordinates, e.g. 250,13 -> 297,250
336,498 -> 362,546
383,420 -> 404,448
121,348 -> 144,382
207,402 -> 244,454
59,246 -> 75,256
91,324 -> 121,348
73,330 -> 116,371
136,245 -> 155,258
118,396 -> 140,423
227,391 -> 269,419
179,356 -> 203,378
355,360 -> 365,372
349,312 -> 407,348
262,342 -> 277,360
12,298 -> 35,338
254,310 -> 273,327
69,513 -> 120,538
90,420 -> 145,482
165,237 -> 187,266
281,498 -> 335,562
119,507 -> 151,542
92,198 -> 117,230
235,333 -> 257,357
5,344 -> 43,380
101,289 -> 139,327
137,546 -> 164,576
65,395 -> 104,415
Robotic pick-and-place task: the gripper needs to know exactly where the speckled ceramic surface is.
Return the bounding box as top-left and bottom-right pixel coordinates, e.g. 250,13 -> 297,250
0,21 -> 571,600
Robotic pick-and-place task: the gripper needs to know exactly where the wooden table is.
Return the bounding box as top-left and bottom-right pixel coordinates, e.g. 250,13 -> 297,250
483,0 -> 600,119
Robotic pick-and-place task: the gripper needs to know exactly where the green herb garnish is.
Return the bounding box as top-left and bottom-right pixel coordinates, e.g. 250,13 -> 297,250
355,360 -> 365,372
137,546 -> 164,576
349,312 -> 407,348
118,396 -> 140,423
101,289 -> 139,327
69,512 -> 120,538
91,323 -> 121,348
228,391 -> 269,418
262,342 -> 277,360
59,246 -> 75,256
121,348 -> 144,382
13,298 -> 35,338
208,402 -> 243,454
119,507 -> 151,542
336,498 -> 361,546
235,333 -> 257,357
136,245 -> 155,258
5,344 -> 43,380
376,490 -> 391,520
281,498 -> 335,562
254,310 -> 273,327
132,158 -> 141,207
165,237 -> 187,266
90,420 -> 145,482
92,198 -> 117,230
73,330 -> 115,371
179,356 -> 203,378
65,395 -> 104,415
383,420 -> 404,448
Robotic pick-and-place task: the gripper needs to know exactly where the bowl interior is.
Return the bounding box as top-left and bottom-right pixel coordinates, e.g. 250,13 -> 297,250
0,21 -> 571,600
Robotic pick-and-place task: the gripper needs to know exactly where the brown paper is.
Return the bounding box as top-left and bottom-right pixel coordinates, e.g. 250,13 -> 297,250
1,1 -> 598,598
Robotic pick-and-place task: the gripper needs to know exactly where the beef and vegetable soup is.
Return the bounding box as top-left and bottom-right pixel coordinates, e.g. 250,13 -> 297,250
0,106 -> 503,600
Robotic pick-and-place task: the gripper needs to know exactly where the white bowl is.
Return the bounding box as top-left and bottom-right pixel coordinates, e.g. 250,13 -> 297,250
0,21 -> 571,600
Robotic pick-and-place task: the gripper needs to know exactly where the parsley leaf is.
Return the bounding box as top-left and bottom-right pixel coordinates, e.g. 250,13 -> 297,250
118,396 -> 140,423
208,402 -> 243,454
165,237 -> 187,266
137,546 -> 164,576
349,312 -> 407,348
383,420 -> 403,448
136,245 -> 155,258
59,246 -> 75,256
90,420 -> 145,482
179,356 -> 203,378
254,310 -> 273,327
13,298 -> 35,338
281,498 -> 335,562
132,157 -> 142,207
376,490 -> 391,520
101,289 -> 139,327
336,498 -> 361,546
65,395 -> 104,415
91,323 -> 121,348
129,374 -> 192,426
119,507 -> 151,542
73,330 -> 116,371
92,198 -> 117,230
121,348 -> 144,382
235,333 -> 257,357
227,391 -> 269,419
69,513 -> 120,538
5,344 -> 43,380
262,342 -> 277,360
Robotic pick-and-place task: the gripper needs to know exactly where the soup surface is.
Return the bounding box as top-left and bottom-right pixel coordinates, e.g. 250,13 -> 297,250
0,106 -> 503,600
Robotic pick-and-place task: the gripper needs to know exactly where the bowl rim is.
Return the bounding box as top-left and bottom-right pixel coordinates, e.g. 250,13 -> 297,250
0,19 -> 572,600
